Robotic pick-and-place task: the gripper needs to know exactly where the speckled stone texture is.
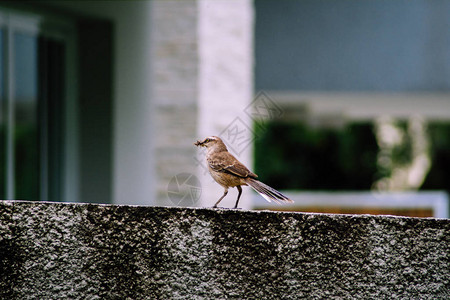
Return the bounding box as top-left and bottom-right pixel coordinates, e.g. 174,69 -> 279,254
0,201 -> 448,299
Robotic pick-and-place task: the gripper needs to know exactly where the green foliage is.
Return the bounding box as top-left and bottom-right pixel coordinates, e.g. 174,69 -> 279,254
254,121 -> 379,190
254,120 -> 450,193
391,121 -> 413,165
422,122 -> 450,191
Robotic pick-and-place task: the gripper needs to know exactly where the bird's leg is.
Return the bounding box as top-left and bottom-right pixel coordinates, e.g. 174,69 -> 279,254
213,188 -> 228,208
233,186 -> 243,209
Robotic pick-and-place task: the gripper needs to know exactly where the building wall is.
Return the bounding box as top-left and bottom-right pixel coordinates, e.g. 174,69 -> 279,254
151,0 -> 199,206
152,0 -> 254,208
41,1 -> 155,205
41,0 -> 255,208
197,0 -> 254,208
255,0 -> 450,92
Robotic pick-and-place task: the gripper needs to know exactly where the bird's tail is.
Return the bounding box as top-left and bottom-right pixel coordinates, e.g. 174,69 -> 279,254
245,178 -> 293,205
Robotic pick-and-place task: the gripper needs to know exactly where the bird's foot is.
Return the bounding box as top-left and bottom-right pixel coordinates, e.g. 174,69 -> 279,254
212,206 -> 241,209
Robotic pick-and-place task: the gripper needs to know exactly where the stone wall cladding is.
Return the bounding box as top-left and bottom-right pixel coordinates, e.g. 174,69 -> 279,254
151,0 -> 199,206
150,0 -> 254,208
0,200 -> 448,299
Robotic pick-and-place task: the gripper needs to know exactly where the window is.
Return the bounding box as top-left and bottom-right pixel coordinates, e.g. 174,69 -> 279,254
0,10 -> 75,201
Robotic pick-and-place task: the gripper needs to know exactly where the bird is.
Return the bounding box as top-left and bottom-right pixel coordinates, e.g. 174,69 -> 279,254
194,136 -> 293,208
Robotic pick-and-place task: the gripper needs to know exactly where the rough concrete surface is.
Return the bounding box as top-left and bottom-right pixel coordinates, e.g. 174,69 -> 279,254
0,201 -> 448,299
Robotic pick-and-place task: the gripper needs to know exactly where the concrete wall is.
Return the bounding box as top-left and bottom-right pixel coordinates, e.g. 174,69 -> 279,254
255,0 -> 450,91
0,200 -> 448,299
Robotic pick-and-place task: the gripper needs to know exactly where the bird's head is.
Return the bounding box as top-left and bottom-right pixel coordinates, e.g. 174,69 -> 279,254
194,136 -> 220,148
194,136 -> 227,152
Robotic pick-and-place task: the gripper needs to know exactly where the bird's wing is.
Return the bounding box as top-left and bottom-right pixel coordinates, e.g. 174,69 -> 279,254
208,152 -> 257,178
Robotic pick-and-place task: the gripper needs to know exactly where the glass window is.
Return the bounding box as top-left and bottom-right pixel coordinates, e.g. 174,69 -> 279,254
14,32 -> 39,200
0,29 -> 4,199
0,11 -> 72,201
38,36 -> 66,201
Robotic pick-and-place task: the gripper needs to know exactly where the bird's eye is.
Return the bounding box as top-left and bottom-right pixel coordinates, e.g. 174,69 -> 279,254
205,138 -> 210,143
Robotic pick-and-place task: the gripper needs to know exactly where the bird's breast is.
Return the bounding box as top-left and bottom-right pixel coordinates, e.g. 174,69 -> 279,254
208,166 -> 245,188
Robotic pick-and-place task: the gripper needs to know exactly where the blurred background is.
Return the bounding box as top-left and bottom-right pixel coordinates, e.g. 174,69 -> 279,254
0,0 -> 448,218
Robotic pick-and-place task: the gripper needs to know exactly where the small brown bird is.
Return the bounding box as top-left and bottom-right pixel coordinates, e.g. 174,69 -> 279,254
195,136 -> 293,208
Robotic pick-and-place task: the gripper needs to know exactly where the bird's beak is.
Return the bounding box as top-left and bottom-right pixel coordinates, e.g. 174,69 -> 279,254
194,139 -> 206,147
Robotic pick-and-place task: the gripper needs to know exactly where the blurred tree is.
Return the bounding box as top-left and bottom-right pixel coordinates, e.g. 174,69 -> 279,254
255,120 -> 450,194
422,123 -> 450,193
254,121 -> 378,190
